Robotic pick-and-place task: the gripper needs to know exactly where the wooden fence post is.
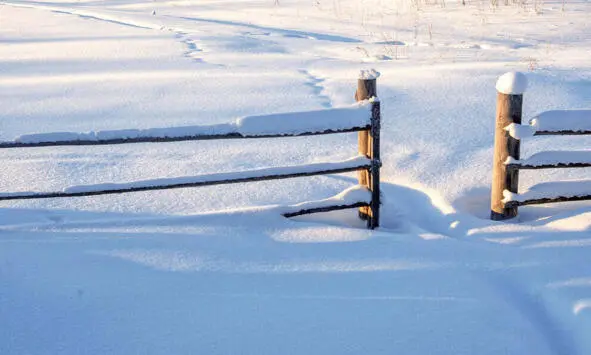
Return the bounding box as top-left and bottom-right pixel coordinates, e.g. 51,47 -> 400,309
368,100 -> 381,229
355,73 -> 377,221
490,72 -> 527,221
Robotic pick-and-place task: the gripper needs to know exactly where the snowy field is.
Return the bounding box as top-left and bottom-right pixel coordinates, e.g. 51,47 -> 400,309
1,0 -> 591,353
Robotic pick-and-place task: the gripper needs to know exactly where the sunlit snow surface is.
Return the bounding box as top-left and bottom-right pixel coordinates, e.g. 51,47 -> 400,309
1,0 -> 591,354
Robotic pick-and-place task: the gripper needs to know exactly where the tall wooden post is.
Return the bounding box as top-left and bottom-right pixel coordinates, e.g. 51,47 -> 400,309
368,100 -> 381,229
490,72 -> 526,220
355,77 -> 376,221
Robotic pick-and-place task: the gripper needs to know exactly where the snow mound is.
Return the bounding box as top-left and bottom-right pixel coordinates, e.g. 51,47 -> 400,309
495,72 -> 528,95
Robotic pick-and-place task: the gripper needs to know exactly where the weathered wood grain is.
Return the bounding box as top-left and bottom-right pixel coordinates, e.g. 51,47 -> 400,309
490,93 -> 522,220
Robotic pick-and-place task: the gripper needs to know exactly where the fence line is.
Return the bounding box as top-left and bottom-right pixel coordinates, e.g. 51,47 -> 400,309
0,158 -> 370,201
0,74 -> 382,229
0,127 -> 370,149
490,72 -> 591,220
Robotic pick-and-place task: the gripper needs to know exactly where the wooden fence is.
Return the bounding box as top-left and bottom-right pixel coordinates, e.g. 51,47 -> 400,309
490,72 -> 591,220
0,76 -> 382,229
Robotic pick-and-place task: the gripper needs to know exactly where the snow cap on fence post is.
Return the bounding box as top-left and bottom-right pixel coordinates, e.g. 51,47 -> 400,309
495,71 -> 528,95
359,69 -> 381,81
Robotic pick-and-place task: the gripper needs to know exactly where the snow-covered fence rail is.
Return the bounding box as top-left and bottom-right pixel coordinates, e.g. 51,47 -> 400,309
0,77 -> 382,229
490,72 -> 591,220
0,108 -> 373,148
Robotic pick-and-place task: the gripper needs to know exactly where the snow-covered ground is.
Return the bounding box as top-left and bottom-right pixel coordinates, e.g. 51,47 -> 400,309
1,0 -> 590,353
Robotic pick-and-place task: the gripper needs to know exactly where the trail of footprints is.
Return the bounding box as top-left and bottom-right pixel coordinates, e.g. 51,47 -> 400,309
298,69 -> 332,109
175,32 -> 205,63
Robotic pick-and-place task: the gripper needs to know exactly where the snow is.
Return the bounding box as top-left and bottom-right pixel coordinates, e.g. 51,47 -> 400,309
358,69 -> 381,80
506,110 -> 591,140
235,103 -> 371,136
2,0 -> 591,354
506,150 -> 591,168
505,122 -> 535,140
14,103 -> 371,144
530,110 -> 591,133
503,180 -> 591,203
495,71 -> 528,95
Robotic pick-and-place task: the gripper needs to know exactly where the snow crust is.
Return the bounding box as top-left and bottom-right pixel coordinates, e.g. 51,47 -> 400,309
503,180 -> 591,203
530,110 -> 591,133
495,71 -> 528,95
15,103 -> 371,144
506,150 -> 591,167
359,69 -> 381,80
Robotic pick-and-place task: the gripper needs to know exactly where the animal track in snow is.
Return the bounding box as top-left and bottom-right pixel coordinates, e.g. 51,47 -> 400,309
3,2 -> 217,66
298,69 -> 332,109
3,1 -> 162,30
175,32 -> 205,63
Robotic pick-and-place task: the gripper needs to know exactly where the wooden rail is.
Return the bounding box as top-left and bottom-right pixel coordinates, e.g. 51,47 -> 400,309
0,126 -> 370,148
534,130 -> 591,136
506,162 -> 591,170
0,158 -> 371,201
490,72 -> 591,220
283,202 -> 369,218
504,195 -> 591,208
0,74 -> 382,229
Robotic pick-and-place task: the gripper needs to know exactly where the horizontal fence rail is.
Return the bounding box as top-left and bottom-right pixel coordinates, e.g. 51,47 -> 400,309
490,73 -> 591,220
505,151 -> 591,170
505,195 -> 591,208
0,74 -> 382,229
0,105 -> 372,148
506,161 -> 591,170
534,130 -> 591,136
0,157 -> 371,201
0,126 -> 371,148
503,179 -> 591,208
282,202 -> 369,218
